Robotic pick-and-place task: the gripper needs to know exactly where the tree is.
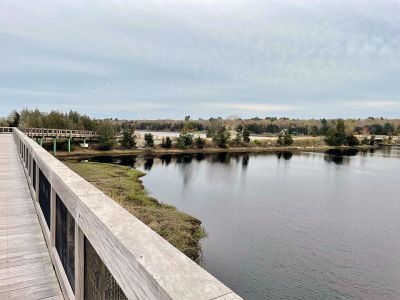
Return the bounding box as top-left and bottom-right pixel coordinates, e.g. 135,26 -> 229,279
213,127 -> 230,148
361,137 -> 369,145
320,118 -> 329,135
335,119 -> 347,144
242,127 -> 251,143
234,125 -> 243,143
161,137 -> 172,148
8,111 -> 20,127
97,121 -> 116,150
346,134 -> 359,146
194,136 -> 206,149
176,133 -> 194,148
277,133 -> 293,146
324,119 -> 348,146
144,133 -> 154,148
206,127 -> 215,138
121,129 -> 136,149
369,135 -> 376,146
383,122 -> 394,135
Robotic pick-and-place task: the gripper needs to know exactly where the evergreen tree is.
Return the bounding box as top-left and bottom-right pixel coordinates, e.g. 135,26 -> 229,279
121,129 -> 136,149
194,136 -> 206,149
346,134 -> 359,146
144,133 -> 154,148
213,127 -> 230,148
161,137 -> 172,148
8,111 -> 20,127
235,125 -> 243,142
277,133 -> 293,146
176,133 -> 194,148
98,121 -> 116,150
242,127 -> 251,143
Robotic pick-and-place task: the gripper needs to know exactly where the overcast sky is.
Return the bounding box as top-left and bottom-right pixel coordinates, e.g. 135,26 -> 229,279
1,0 -> 400,119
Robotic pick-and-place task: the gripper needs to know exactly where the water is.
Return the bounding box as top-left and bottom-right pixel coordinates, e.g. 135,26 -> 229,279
85,147 -> 400,299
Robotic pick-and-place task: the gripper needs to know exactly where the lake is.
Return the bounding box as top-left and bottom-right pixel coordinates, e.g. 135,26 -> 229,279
85,147 -> 400,299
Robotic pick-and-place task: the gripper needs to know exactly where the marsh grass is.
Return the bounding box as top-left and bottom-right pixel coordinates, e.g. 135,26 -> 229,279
65,161 -> 206,261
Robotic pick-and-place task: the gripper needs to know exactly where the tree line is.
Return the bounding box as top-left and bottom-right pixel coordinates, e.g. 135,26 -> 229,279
2,109 -> 399,150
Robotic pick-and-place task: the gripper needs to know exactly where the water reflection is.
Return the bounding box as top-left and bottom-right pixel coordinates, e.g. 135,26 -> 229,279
276,151 -> 293,160
78,147 -> 399,168
323,149 -> 358,165
161,155 -> 172,166
78,147 -> 400,299
142,157 -> 153,170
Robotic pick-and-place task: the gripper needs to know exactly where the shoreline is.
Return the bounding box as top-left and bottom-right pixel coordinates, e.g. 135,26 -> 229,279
65,161 -> 206,262
56,144 -> 380,159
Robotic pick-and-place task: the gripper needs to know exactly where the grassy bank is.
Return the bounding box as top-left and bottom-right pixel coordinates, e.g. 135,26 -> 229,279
65,161 -> 206,262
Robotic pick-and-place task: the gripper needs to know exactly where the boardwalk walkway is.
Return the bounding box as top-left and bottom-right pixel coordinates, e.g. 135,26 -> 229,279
0,134 -> 63,299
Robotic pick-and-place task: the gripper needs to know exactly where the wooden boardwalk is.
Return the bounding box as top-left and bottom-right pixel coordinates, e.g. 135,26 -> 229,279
0,134 -> 63,300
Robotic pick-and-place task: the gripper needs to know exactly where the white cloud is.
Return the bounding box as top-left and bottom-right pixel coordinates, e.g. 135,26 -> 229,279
202,103 -> 297,112
0,0 -> 399,118
345,100 -> 400,109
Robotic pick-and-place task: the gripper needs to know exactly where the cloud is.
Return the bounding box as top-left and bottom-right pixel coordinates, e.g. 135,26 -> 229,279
343,100 -> 400,109
0,0 -> 399,118
204,103 -> 297,112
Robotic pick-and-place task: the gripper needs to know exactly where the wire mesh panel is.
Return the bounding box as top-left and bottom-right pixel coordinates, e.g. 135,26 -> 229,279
56,195 -> 75,292
84,238 -> 128,300
32,159 -> 36,190
39,169 -> 51,228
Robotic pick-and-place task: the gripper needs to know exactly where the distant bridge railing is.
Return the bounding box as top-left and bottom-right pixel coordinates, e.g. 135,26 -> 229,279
13,127 -> 240,300
20,127 -> 97,138
0,127 -> 13,133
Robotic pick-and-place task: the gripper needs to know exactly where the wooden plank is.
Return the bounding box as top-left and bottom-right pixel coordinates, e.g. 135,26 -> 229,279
0,134 -> 63,299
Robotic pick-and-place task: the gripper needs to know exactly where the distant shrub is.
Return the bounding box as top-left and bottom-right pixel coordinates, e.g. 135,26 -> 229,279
176,133 -> 194,148
194,136 -> 206,149
277,133 -> 293,146
161,137 -> 173,148
121,129 -> 136,149
144,133 -> 154,148
213,128 -> 230,148
346,134 -> 359,146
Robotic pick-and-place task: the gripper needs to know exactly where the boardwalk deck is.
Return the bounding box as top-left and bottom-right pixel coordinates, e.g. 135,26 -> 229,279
0,134 -> 63,300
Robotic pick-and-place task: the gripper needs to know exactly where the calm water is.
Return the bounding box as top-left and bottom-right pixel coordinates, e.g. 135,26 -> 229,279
86,148 -> 400,299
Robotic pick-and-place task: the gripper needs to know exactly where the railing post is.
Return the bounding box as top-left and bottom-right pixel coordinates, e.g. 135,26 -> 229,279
75,225 -> 84,300
53,137 -> 57,155
68,137 -> 71,154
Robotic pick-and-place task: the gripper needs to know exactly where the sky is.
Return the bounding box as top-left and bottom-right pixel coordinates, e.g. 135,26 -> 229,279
1,0 -> 400,119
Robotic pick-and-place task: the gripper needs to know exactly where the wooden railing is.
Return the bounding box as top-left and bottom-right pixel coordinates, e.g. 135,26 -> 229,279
0,127 -> 13,133
20,127 -> 97,138
13,127 -> 241,300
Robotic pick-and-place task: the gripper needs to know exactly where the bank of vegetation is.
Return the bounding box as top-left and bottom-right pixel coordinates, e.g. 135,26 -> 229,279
65,161 -> 205,262
2,109 -> 400,154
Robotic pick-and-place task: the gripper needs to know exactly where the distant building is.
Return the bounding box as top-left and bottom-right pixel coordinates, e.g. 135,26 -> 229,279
361,127 -> 370,135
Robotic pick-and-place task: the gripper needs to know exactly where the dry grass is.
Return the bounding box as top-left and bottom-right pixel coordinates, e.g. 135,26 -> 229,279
65,161 -> 205,261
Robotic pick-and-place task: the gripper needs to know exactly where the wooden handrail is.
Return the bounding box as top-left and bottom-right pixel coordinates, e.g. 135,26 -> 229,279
13,128 -> 241,300
19,127 -> 97,137
0,127 -> 13,133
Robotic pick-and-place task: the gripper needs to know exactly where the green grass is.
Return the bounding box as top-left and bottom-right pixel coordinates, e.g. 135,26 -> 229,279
65,161 -> 206,261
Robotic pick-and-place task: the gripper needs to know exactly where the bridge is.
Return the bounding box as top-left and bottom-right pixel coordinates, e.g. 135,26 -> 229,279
18,128 -> 98,155
0,127 -> 241,300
